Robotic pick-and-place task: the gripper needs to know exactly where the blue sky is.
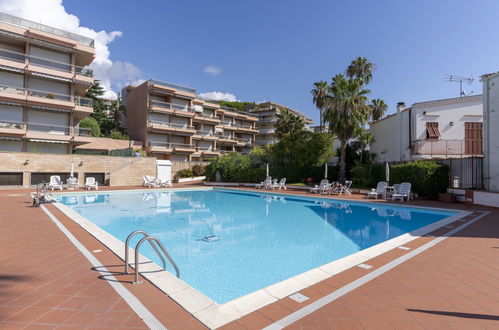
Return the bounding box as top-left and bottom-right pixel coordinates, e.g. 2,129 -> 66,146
65,0 -> 499,123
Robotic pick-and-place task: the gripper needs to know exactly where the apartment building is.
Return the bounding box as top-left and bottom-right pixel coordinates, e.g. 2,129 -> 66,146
0,12 -> 95,154
245,102 -> 313,145
123,80 -> 259,161
369,95 -> 483,162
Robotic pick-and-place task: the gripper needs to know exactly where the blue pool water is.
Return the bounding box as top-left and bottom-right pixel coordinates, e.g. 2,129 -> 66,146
57,189 -> 453,304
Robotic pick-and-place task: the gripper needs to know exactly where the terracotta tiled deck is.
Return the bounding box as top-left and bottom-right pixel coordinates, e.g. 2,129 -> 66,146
1,185 -> 498,329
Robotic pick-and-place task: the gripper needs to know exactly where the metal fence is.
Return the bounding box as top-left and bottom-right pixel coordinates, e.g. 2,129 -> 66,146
385,157 -> 483,190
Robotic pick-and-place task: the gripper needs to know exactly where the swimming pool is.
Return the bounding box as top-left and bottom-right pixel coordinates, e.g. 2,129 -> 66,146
56,188 -> 455,305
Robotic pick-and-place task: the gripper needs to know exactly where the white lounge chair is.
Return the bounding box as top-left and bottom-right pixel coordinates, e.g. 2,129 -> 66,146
48,175 -> 63,191
256,176 -> 271,189
85,177 -> 98,190
67,177 -> 78,190
158,179 -> 172,188
336,180 -> 352,195
266,179 -> 278,190
392,182 -> 412,202
310,179 -> 329,194
143,175 -> 159,188
367,181 -> 388,199
271,178 -> 287,190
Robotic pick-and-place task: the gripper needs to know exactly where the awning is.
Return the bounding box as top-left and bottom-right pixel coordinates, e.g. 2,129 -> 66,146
0,136 -> 22,141
0,100 -> 24,107
29,105 -> 70,113
30,71 -> 73,82
29,139 -> 69,144
0,65 -> 24,73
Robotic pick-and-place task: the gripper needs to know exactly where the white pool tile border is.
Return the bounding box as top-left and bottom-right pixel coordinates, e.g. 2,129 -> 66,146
51,188 -> 471,329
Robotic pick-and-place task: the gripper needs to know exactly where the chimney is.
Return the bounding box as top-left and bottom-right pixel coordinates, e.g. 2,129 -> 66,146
396,102 -> 406,113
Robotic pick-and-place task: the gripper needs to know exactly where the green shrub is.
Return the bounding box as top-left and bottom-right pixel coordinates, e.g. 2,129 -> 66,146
79,117 -> 100,137
350,164 -> 384,188
108,130 -> 128,140
206,153 -> 251,182
390,161 -> 449,199
175,169 -> 193,178
191,164 -> 206,176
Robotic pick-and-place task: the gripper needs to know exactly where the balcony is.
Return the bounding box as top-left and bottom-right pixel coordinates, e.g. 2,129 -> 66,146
193,130 -> 218,140
147,121 -> 196,135
149,100 -> 195,117
0,119 -> 26,136
411,139 -> 483,157
218,135 -> 237,144
193,112 -> 220,123
259,128 -> 276,134
0,48 -> 94,82
235,137 -> 252,145
0,84 -> 93,111
0,12 -> 94,47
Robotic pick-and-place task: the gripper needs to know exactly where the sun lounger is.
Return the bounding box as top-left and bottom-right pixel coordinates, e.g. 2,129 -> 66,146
85,177 -> 98,190
48,175 -> 63,191
310,179 -> 329,194
143,175 -> 159,188
271,178 -> 287,190
392,182 -> 412,202
367,181 -> 388,199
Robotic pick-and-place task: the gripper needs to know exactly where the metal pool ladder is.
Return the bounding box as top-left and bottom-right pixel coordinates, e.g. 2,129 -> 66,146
124,230 -> 180,284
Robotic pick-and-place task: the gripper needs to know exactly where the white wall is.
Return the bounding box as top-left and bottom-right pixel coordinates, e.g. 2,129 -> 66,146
369,111 -> 410,162
483,75 -> 499,192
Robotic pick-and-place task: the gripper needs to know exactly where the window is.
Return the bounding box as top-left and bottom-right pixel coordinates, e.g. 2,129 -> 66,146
426,122 -> 441,140
0,172 -> 23,186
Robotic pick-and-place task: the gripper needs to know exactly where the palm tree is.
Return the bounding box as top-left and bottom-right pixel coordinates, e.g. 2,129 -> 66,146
370,98 -> 387,121
311,81 -> 330,132
346,57 -> 374,85
323,74 -> 370,183
274,108 -> 305,138
355,128 -> 375,163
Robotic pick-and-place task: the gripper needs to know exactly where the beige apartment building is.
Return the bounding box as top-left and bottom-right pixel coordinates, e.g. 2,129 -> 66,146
0,12 -> 96,154
123,80 -> 259,161
245,102 -> 313,145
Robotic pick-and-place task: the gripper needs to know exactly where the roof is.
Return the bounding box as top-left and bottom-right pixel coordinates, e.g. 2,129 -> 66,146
480,72 -> 499,81
411,94 -> 482,109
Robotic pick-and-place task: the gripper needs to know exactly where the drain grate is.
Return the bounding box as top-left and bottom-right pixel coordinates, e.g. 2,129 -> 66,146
289,292 -> 309,303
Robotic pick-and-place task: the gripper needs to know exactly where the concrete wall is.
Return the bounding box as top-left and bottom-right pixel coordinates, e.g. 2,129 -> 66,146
0,152 -> 157,187
369,110 -> 410,163
171,160 -> 209,176
483,75 -> 499,192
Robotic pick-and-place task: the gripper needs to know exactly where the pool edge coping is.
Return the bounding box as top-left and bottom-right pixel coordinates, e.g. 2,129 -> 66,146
49,187 -> 471,329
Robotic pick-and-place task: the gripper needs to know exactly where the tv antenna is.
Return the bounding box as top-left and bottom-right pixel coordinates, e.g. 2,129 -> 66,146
446,75 -> 474,97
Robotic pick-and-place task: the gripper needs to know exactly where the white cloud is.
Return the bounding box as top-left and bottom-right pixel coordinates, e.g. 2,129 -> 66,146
198,92 -> 237,102
0,0 -> 143,99
204,65 -> 221,76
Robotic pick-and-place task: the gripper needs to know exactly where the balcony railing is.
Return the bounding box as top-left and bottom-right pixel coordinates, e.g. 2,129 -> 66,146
0,12 -> 95,47
0,84 -> 92,106
411,139 -> 483,156
148,121 -> 195,130
149,79 -> 196,94
149,100 -> 195,113
148,142 -> 195,149
27,122 -> 71,135
196,130 -> 215,137
195,112 -> 218,120
0,119 -> 26,130
0,48 -> 94,77
77,127 -> 92,136
235,137 -> 252,143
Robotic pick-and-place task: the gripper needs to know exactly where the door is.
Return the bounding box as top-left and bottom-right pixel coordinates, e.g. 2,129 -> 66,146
156,160 -> 172,182
465,122 -> 483,155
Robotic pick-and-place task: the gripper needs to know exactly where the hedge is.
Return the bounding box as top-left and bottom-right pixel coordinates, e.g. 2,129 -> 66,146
390,161 -> 449,199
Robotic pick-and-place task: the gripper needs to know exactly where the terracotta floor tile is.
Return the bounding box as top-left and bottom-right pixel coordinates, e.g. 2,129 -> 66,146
6,307 -> 50,323
236,312 -> 273,330
63,310 -> 103,326
328,318 -> 363,330
32,295 -> 71,309
359,319 -> 395,329
258,302 -> 293,321
34,309 -> 79,325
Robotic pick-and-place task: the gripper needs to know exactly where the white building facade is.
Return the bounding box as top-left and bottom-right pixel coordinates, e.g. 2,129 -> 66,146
370,95 -> 483,163
481,72 -> 499,192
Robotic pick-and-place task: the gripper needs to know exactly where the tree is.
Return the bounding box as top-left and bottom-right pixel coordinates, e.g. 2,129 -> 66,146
354,128 -> 375,163
79,117 -> 100,137
323,74 -> 370,183
108,94 -> 126,132
274,108 -> 305,138
311,81 -> 330,132
108,130 -> 128,140
346,57 -> 374,85
87,81 -> 111,136
370,98 -> 387,121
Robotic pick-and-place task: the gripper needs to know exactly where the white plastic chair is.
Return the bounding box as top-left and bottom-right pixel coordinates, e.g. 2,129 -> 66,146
143,175 -> 159,188
392,182 -> 412,202
48,175 -> 63,191
367,181 -> 388,199
310,179 -> 329,194
85,177 -> 98,190
338,180 -> 353,195
271,178 -> 287,190
67,177 -> 78,190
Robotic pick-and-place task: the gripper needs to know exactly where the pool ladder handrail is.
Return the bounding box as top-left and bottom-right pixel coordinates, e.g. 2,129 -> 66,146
124,230 -> 180,284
